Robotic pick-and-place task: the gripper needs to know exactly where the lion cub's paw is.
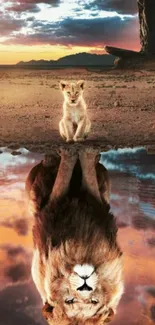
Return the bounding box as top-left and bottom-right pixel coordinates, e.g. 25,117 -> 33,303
66,138 -> 74,143
58,147 -> 78,158
73,136 -> 84,142
84,147 -> 100,155
79,147 -> 101,163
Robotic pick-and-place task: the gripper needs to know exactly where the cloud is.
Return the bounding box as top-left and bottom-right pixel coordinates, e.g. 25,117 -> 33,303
84,0 -> 138,15
0,217 -> 29,236
101,147 -> 155,181
7,3 -> 41,13
147,237 -> 155,248
6,0 -> 60,13
5,262 -> 30,283
0,0 -> 140,51
3,245 -> 28,257
132,214 -> 155,231
0,281 -> 45,325
15,0 -> 60,4
0,12 -> 25,36
150,305 -> 155,321
116,221 -> 128,228
3,15 -> 139,49
0,242 -> 42,324
0,245 -> 32,285
136,286 -> 155,323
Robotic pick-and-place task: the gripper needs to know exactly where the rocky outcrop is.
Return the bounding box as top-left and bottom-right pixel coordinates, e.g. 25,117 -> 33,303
105,1 -> 155,69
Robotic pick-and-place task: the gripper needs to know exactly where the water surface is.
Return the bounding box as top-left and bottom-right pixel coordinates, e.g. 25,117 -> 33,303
0,146 -> 155,325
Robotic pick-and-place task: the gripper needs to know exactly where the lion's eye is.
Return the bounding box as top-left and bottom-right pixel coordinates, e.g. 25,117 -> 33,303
75,92 -> 79,95
91,299 -> 99,305
65,298 -> 74,304
67,92 -> 70,95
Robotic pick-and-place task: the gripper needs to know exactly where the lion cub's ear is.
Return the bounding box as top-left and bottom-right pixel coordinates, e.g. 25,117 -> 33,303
60,80 -> 68,90
77,80 -> 85,89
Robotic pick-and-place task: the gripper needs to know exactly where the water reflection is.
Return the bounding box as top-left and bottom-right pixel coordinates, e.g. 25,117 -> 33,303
26,148 -> 123,325
0,146 -> 155,325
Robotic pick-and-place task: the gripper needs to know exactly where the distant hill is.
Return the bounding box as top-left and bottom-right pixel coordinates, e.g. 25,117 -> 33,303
16,52 -> 115,67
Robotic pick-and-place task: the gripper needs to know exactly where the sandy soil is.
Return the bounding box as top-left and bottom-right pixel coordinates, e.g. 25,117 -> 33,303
0,67 -> 155,152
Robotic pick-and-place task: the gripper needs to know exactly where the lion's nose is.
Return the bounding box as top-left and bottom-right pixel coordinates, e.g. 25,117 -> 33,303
80,275 -> 89,280
71,99 -> 75,103
77,282 -> 93,291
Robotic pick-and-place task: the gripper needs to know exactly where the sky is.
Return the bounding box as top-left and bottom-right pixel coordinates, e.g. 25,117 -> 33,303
0,0 -> 140,64
0,146 -> 155,324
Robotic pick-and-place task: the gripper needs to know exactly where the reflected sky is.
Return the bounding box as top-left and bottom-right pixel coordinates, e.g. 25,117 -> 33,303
0,146 -> 155,325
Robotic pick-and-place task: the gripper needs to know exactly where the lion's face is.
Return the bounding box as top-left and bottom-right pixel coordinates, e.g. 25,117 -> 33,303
59,80 -> 84,106
60,264 -> 110,319
43,262 -> 124,324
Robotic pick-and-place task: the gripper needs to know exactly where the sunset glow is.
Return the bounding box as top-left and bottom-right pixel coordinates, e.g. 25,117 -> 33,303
0,0 -> 140,64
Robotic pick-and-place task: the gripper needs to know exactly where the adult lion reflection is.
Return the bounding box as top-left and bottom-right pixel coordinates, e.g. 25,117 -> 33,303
25,148 -> 124,325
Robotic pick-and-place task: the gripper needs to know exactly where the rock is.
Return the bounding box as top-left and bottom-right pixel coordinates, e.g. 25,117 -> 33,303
114,101 -> 119,108
105,45 -> 155,69
106,145 -> 113,150
104,46 -> 144,58
114,56 -> 155,69
11,151 -> 22,156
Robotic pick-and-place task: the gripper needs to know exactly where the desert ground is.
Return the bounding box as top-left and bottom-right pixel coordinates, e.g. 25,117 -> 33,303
1,67 -> 155,152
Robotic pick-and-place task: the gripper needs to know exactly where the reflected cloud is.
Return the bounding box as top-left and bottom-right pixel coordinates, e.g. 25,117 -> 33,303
0,147 -> 44,238
101,147 -> 155,180
0,281 -> 45,325
147,237 -> 155,248
0,217 -> 29,236
100,147 -> 155,232
136,285 -> 155,322
0,244 -> 32,289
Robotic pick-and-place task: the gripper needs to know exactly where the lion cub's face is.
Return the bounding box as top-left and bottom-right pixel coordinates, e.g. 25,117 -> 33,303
59,80 -> 84,106
44,262 -> 124,325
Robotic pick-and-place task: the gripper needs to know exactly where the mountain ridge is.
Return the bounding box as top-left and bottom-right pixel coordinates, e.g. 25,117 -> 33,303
16,52 -> 115,66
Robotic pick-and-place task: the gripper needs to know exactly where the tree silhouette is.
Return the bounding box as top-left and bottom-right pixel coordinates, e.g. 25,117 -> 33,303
138,0 -> 155,54
105,0 -> 155,67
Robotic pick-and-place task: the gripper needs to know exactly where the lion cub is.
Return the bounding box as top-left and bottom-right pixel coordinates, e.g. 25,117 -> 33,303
59,80 -> 91,142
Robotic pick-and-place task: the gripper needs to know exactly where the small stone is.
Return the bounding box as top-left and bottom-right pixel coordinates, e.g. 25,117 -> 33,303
11,151 -> 22,156
107,145 -> 113,150
114,101 -> 119,108
45,115 -> 50,118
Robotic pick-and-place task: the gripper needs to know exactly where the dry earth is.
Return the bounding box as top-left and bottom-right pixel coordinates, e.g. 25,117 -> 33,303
0,67 -> 155,152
